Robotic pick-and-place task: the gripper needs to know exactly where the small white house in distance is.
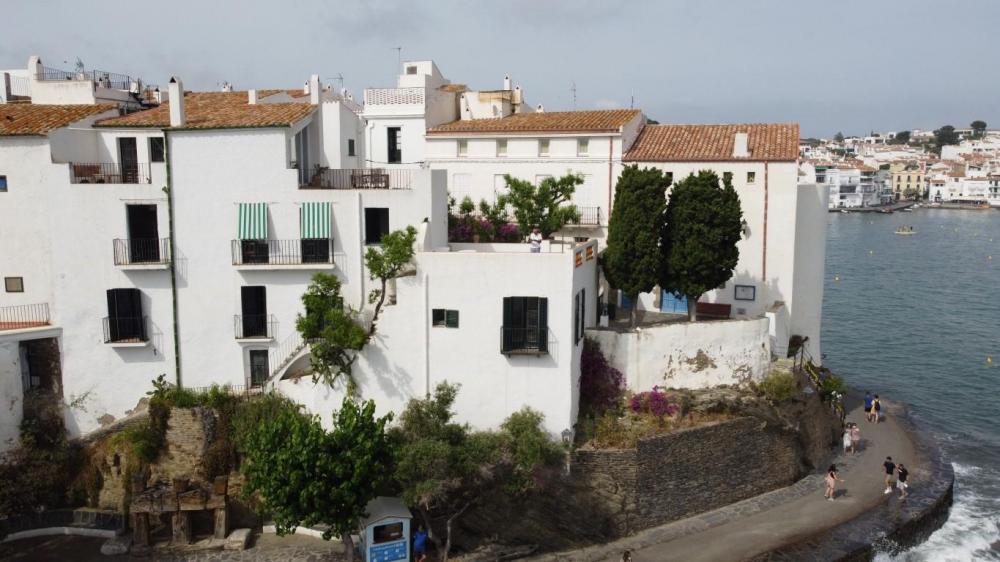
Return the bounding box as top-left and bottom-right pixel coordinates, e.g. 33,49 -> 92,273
623,124 -> 827,361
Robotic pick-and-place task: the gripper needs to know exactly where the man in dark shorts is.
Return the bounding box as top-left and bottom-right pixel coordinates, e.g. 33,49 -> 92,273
883,456 -> 896,495
864,391 -> 873,422
897,463 -> 909,499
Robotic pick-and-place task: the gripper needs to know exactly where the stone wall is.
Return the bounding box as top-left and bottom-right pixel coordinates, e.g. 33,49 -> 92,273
632,417 -> 800,526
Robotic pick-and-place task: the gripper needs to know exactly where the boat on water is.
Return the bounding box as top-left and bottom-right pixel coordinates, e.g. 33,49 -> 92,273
840,209 -> 849,214
902,207 -> 914,212
895,226 -> 916,236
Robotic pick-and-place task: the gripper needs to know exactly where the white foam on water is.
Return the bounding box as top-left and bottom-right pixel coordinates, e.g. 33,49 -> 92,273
875,463 -> 1000,562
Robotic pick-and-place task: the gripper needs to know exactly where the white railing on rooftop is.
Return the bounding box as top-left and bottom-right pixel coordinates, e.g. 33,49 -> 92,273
364,87 -> 424,106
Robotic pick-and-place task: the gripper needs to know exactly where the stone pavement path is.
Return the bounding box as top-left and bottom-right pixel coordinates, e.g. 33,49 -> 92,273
533,399 -> 918,562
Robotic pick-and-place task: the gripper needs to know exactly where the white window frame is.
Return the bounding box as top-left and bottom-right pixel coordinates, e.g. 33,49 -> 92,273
457,139 -> 468,157
747,171 -> 756,184
496,139 -> 508,157
577,138 -> 589,157
538,139 -> 550,157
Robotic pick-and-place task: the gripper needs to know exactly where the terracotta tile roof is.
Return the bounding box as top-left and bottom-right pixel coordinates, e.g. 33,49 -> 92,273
426,109 -> 641,135
95,91 -> 315,130
624,123 -> 800,162
0,104 -> 116,136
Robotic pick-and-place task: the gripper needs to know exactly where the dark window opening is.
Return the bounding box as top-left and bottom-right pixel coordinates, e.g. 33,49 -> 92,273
249,349 -> 269,387
240,286 -> 268,338
432,309 -> 459,328
502,297 -> 548,354
105,288 -> 145,343
387,127 -> 402,164
301,238 -> 331,263
0,175 -> 7,192
365,208 -> 390,244
117,137 -> 139,183
373,522 -> 404,544
575,288 -> 586,344
149,137 -> 165,163
126,204 -> 161,263
347,139 -> 356,157
240,240 -> 270,264
5,277 -> 24,293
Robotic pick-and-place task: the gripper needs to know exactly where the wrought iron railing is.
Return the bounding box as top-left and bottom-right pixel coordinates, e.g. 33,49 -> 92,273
572,206 -> 603,226
0,304 -> 50,331
37,66 -> 144,92
113,238 -> 171,265
231,239 -> 334,266
103,316 -> 148,343
303,168 -> 412,190
184,384 -> 264,399
70,162 -> 150,184
234,314 -> 277,340
500,326 -> 548,354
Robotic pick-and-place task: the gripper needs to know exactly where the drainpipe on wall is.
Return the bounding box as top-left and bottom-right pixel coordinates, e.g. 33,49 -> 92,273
423,272 -> 430,398
164,130 -> 182,387
607,138 -> 614,215
762,161 -> 769,282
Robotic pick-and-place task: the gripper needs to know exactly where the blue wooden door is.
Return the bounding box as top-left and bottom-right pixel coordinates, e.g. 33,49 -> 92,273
660,289 -> 687,314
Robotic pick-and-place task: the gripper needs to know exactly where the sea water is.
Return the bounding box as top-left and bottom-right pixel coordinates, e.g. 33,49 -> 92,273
823,209 -> 1000,561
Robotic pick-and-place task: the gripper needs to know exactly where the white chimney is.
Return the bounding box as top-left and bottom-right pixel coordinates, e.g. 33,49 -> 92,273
303,81 -> 309,95
28,55 -> 43,79
168,77 -> 185,127
248,89 -> 258,105
503,74 -> 511,90
1,73 -> 10,104
309,74 -> 320,105
733,132 -> 749,158
536,103 -> 545,113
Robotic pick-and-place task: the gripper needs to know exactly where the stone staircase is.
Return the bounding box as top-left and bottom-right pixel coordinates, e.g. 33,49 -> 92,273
267,332 -> 311,383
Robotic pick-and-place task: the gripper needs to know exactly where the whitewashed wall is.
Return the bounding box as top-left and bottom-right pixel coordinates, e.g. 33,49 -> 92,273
588,316 -> 771,391
0,338 -> 24,452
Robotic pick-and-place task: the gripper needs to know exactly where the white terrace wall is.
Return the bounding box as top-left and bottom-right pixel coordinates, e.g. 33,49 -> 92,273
0,337 -> 25,452
587,317 -> 771,392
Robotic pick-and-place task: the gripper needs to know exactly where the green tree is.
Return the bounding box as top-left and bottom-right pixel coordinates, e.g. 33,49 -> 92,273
833,131 -> 845,143
392,383 -> 561,561
296,273 -> 367,389
933,125 -> 959,154
892,130 -> 911,144
971,120 -> 988,139
240,398 -> 394,562
501,173 -> 582,237
659,170 -> 743,322
604,165 -> 671,327
364,225 -> 418,336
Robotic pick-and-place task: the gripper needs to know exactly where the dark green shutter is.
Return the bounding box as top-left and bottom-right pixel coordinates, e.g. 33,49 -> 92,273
538,298 -> 548,352
446,310 -> 459,328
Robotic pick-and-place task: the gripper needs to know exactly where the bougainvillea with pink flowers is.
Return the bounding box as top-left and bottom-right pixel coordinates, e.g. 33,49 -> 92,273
628,386 -> 680,421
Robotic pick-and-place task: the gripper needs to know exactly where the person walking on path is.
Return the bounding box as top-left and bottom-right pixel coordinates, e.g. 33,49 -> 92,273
850,423 -> 861,454
883,456 -> 897,495
528,227 -> 543,253
897,463 -> 909,499
873,395 -> 883,424
413,524 -> 428,562
842,425 -> 852,454
825,464 -> 844,501
864,391 -> 874,422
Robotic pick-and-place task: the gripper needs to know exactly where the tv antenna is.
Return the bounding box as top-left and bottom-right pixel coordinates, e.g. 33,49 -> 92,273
329,73 -> 344,89
393,46 -> 402,74
571,81 -> 577,110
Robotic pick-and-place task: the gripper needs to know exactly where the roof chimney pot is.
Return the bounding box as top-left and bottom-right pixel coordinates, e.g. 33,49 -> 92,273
168,77 -> 185,127
248,89 -> 257,105
733,132 -> 749,158
309,74 -> 320,105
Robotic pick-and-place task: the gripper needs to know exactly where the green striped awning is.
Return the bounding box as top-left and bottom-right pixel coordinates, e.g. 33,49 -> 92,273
237,202 -> 268,240
300,202 -> 332,239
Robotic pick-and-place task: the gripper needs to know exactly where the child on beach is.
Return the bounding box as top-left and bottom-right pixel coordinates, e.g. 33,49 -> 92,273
825,464 -> 844,501
842,426 -> 852,454
850,423 -> 861,454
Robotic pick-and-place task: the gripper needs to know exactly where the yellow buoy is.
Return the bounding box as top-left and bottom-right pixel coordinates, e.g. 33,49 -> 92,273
988,355 -> 993,365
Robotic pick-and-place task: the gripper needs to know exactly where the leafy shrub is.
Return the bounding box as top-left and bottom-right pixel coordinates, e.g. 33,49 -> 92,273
819,373 -> 847,401
579,339 -> 625,418
758,370 -> 798,402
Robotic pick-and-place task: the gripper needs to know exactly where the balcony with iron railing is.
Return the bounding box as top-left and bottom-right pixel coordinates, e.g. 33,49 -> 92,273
0,303 -> 51,332
500,326 -> 548,355
302,168 -> 413,190
103,316 -> 148,345
234,314 -> 277,340
570,206 -> 603,226
70,162 -> 150,184
37,66 -> 151,93
113,238 -> 171,268
231,239 -> 334,268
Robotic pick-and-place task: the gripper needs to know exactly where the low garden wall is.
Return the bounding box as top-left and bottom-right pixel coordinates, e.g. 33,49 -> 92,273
587,317 -> 771,391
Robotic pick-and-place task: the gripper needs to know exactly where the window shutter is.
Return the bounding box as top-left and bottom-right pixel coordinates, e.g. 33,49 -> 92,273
502,297 -> 513,353
574,293 -> 580,343
580,288 -> 586,343
538,298 -> 548,352
446,310 -> 459,328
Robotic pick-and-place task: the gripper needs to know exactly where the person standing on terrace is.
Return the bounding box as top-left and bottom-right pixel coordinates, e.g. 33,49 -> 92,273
529,226 -> 543,253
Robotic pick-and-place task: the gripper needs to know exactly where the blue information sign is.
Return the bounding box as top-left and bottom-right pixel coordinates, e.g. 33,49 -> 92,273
369,540 -> 407,562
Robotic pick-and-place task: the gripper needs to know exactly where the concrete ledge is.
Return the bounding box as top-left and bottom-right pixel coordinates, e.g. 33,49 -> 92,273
1,526 -> 122,543
261,523 -> 328,539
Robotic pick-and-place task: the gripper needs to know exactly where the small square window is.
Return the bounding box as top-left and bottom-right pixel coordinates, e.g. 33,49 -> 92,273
406,65 -> 418,75
348,139 -> 356,157
458,140 -> 468,157
0,175 -> 7,192
149,138 -> 165,162
5,277 -> 24,293
496,139 -> 508,157
747,171 -> 756,184
538,139 -> 550,157
577,138 -> 589,156
432,309 -> 459,328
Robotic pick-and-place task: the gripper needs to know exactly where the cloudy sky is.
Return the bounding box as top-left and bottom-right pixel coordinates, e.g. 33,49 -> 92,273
4,0 -> 998,137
